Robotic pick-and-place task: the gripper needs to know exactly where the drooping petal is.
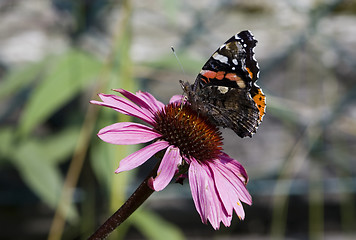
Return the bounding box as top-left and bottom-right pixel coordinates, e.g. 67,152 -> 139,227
206,177 -> 231,229
214,156 -> 252,205
207,161 -> 233,209
234,200 -> 246,220
219,153 -> 248,184
115,141 -> 169,173
149,146 -> 182,191
189,161 -> 234,230
209,161 -> 246,221
188,154 -> 252,229
98,122 -> 161,145
90,93 -> 155,125
203,162 -> 235,229
219,168 -> 251,206
204,174 -> 222,229
188,160 -> 211,224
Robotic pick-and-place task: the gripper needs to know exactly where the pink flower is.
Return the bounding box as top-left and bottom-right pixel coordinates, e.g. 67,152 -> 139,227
90,89 -> 252,229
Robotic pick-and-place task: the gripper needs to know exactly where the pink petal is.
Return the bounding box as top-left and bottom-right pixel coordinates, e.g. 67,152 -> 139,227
220,208 -> 233,228
169,95 -> 185,104
90,93 -> 155,125
98,122 -> 161,145
136,91 -> 165,113
188,161 -> 211,224
189,156 -> 251,229
208,186 -> 231,229
114,89 -> 164,114
209,161 -> 246,221
205,177 -> 222,229
234,200 -> 245,220
214,157 -> 252,205
189,161 -> 233,230
208,156 -> 252,222
115,141 -> 169,173
150,146 -> 182,191
202,162 -> 232,229
220,153 -> 248,184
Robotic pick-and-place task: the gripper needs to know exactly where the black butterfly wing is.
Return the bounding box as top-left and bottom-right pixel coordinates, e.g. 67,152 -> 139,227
183,30 -> 265,137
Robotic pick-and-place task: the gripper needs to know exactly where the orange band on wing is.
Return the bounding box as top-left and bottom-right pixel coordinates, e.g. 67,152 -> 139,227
216,71 -> 225,80
246,67 -> 254,79
200,70 -> 247,88
225,73 -> 240,81
201,70 -> 216,79
202,70 -> 238,81
201,70 -> 225,80
252,88 -> 266,122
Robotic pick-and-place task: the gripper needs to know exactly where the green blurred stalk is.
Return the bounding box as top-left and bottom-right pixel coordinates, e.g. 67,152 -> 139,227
338,149 -> 356,235
340,185 -> 356,235
309,165 -> 324,240
107,0 -> 136,239
270,124 -> 323,239
47,1 -> 136,240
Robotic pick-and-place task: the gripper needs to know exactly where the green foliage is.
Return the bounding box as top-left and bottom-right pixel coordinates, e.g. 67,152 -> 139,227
19,49 -> 102,136
0,47 -> 103,224
0,1 -> 186,238
130,210 -> 185,240
0,128 -> 14,161
90,136 -> 117,194
0,127 -> 80,222
0,61 -> 44,100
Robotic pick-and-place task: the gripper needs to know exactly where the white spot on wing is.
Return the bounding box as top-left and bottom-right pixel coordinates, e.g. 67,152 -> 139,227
199,69 -> 209,75
217,86 -> 229,94
213,52 -> 228,64
236,80 -> 246,88
232,59 -> 238,65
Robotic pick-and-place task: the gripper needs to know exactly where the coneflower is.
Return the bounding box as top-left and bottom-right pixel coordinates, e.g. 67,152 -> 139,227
90,89 -> 252,231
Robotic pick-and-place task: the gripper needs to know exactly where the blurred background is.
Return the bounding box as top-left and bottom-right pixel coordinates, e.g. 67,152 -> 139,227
0,0 -> 355,239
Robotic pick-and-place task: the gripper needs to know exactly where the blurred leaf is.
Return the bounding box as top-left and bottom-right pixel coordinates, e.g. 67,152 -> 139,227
90,105 -> 138,191
19,49 -> 102,136
0,127 -> 14,161
12,137 -> 78,222
91,138 -> 117,193
90,107 -> 120,193
40,127 -> 80,164
91,134 -> 137,193
131,209 -> 185,240
2,126 -> 79,164
0,61 -> 44,100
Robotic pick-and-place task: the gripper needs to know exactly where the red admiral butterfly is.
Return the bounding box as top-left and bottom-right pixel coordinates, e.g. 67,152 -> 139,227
181,30 -> 266,138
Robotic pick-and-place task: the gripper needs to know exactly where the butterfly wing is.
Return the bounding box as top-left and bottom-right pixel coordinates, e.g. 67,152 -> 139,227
184,30 -> 266,137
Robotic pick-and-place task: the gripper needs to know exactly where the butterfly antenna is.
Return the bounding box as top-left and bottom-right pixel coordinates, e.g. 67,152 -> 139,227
171,46 -> 185,75
171,46 -> 188,112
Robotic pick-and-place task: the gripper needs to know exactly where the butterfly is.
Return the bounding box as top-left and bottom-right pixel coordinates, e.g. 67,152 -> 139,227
181,30 -> 266,138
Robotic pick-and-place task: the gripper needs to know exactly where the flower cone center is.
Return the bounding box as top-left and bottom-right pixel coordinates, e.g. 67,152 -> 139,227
153,103 -> 223,161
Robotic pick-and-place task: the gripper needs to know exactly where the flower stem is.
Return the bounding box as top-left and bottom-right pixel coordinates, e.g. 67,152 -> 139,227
88,163 -> 159,240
